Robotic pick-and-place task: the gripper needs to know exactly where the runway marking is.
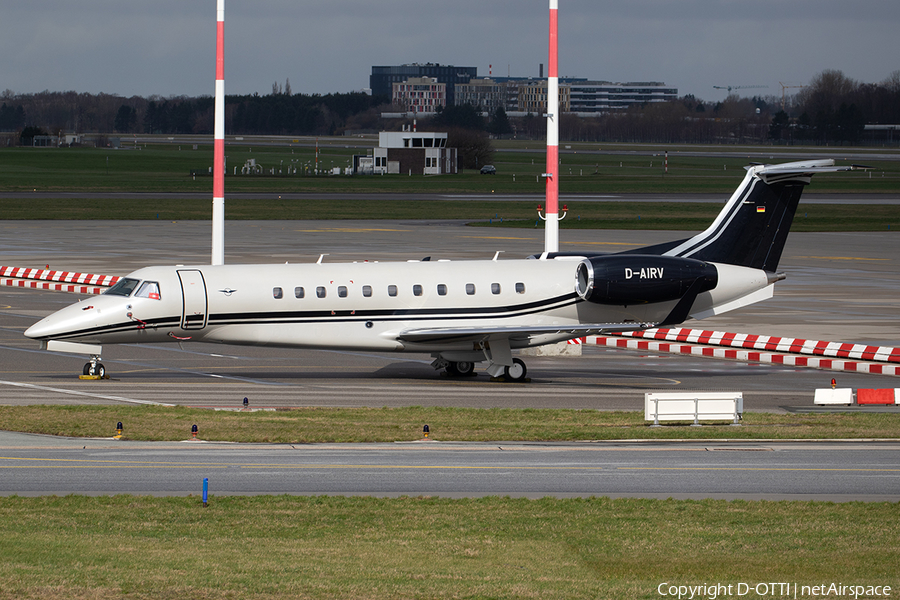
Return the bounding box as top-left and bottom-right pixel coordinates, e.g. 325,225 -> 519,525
0,456 -> 598,470
797,256 -> 891,262
4,456 -> 898,475
460,235 -> 534,241
563,241 -> 639,247
0,456 -> 227,466
293,228 -> 408,233
0,379 -> 174,406
619,467 -> 900,472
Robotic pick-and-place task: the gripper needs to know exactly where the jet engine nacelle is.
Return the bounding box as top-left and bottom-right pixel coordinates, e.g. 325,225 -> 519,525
575,255 -> 718,305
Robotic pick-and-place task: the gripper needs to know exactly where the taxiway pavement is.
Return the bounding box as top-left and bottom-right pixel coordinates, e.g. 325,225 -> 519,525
1,219 -> 898,412
1,432 -> 898,501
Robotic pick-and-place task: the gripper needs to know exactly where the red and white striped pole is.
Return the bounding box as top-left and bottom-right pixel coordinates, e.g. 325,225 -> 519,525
211,0 -> 225,266
544,0 -> 560,253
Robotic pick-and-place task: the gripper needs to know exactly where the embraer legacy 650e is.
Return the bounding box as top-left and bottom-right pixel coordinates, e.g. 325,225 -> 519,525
26,160 -> 855,381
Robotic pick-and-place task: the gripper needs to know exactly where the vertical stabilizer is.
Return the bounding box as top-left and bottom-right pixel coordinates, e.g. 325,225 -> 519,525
657,160 -> 854,271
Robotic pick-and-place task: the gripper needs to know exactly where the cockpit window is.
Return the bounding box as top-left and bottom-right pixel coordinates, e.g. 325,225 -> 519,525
103,277 -> 140,297
135,281 -> 161,300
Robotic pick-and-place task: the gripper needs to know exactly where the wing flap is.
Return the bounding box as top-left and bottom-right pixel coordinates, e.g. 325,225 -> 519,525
397,322 -> 654,345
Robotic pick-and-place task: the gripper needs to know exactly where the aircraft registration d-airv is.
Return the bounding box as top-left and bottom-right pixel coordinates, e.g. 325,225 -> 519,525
25,159 -> 856,381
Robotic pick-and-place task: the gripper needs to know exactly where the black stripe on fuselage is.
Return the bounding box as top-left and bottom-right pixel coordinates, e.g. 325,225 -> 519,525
31,315 -> 183,342
38,293 -> 582,341
209,292 -> 581,326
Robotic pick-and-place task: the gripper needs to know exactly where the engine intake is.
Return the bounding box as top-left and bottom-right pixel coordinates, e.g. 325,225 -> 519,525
575,255 -> 718,305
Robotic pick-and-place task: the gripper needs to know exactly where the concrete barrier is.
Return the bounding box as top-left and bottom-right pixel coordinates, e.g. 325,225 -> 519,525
814,388 -> 854,405
856,389 -> 898,405
645,392 -> 742,426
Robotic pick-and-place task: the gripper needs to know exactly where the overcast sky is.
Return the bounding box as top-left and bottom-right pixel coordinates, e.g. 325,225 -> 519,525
2,1 -> 898,103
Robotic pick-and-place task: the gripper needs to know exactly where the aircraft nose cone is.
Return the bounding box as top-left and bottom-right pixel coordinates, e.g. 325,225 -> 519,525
24,300 -> 102,341
24,320 -> 46,339
25,313 -> 66,340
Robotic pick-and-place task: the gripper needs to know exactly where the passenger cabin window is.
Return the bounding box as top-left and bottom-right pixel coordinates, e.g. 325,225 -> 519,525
465,283 -> 476,295
491,283 -> 501,295
413,284 -> 423,297
135,281 -> 161,300
437,284 -> 447,296
316,286 -> 326,298
273,287 -> 283,299
515,282 -> 526,294
294,287 -> 305,299
362,285 -> 372,297
338,286 -> 348,298
104,277 -> 139,297
388,285 -> 398,297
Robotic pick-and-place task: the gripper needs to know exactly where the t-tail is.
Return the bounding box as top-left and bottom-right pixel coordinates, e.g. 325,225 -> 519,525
629,159 -> 859,270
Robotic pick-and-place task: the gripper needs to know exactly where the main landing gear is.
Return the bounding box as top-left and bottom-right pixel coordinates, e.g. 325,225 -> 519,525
434,357 -> 529,382
502,358 -> 527,382
445,361 -> 476,377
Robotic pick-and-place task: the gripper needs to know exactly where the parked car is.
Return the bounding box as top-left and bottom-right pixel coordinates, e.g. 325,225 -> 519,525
480,165 -> 496,175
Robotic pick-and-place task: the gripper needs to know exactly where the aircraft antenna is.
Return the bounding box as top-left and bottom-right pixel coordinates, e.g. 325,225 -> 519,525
543,0 -> 560,253
211,0 -> 226,265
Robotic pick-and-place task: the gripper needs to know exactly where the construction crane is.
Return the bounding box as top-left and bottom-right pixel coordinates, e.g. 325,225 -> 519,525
713,84 -> 768,94
779,82 -> 805,111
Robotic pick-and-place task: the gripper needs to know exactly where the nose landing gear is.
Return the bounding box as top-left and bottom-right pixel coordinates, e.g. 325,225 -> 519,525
80,355 -> 107,379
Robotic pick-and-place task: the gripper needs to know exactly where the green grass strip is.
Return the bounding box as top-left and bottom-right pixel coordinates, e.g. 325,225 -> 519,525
1,405 -> 898,442
0,495 -> 896,599
0,197 -> 898,231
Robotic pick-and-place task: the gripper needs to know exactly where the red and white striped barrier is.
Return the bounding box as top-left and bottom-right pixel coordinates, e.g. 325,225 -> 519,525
588,331 -> 900,377
0,266 -> 119,295
613,327 -> 900,364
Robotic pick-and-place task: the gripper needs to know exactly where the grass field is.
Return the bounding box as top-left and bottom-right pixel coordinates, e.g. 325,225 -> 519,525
2,197 -> 898,230
1,142 -> 898,228
2,140 -> 899,599
0,405 -> 898,443
1,141 -> 898,196
1,495 -> 897,599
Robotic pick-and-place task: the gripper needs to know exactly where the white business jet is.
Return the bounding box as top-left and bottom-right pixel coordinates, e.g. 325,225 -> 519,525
25,160 -> 855,381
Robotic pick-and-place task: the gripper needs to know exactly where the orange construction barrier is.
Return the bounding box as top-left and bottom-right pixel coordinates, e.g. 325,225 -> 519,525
856,389 -> 896,405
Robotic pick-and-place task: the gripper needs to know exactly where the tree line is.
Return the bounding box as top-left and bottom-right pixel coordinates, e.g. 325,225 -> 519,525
0,87 -> 391,142
2,70 -> 898,146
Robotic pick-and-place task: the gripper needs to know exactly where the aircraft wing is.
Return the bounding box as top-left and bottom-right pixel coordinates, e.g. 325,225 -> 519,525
0,266 -> 120,295
397,276 -> 704,346
396,322 -> 653,345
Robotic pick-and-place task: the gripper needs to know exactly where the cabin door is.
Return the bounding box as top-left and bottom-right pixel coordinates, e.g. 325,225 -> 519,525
177,269 -> 208,330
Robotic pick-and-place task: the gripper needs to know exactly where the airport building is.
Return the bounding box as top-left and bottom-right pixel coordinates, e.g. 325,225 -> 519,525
355,131 -> 457,176
391,77 -> 447,115
516,80 -> 572,115
374,65 -> 678,116
568,81 -> 678,114
371,64 -> 477,106
454,78 -> 508,114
